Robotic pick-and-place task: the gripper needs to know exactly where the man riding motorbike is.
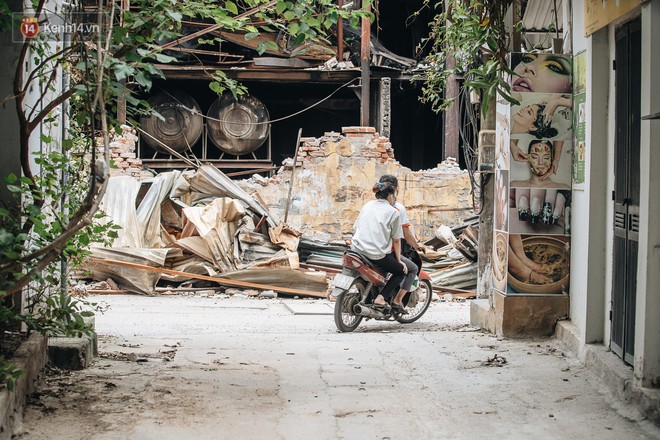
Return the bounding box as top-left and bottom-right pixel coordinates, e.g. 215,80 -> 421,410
378,174 -> 427,313
350,180 -> 408,313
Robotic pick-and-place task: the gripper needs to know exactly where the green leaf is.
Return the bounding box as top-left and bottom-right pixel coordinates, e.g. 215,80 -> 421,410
209,81 -> 226,96
152,53 -> 177,63
166,10 -> 182,22
225,1 -> 238,15
244,32 -> 259,41
113,63 -> 135,81
79,234 -> 90,246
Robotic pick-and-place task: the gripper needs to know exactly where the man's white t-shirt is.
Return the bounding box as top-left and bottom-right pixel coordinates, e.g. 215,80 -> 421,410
352,199 -> 403,260
394,201 -> 410,230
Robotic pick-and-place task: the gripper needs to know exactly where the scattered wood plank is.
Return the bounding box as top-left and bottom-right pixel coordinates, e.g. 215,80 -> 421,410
432,285 -> 477,298
89,258 -> 328,298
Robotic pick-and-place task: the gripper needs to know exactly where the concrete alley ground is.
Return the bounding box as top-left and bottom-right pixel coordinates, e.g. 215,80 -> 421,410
17,295 -> 660,440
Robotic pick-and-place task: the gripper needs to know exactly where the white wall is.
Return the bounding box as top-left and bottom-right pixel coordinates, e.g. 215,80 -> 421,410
569,1 -> 611,350
569,0 -> 660,386
635,0 -> 660,387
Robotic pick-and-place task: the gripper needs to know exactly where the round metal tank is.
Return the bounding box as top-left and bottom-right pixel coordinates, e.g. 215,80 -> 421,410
207,94 -> 269,155
140,91 -> 203,153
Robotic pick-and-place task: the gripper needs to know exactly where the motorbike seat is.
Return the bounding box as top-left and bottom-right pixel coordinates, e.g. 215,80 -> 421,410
345,250 -> 383,273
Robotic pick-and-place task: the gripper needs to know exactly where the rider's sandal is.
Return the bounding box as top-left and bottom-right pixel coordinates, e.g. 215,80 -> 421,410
372,302 -> 391,312
391,303 -> 408,315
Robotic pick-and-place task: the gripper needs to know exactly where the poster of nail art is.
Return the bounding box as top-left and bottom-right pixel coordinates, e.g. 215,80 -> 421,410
509,139 -> 572,189
506,234 -> 570,295
508,188 -> 570,235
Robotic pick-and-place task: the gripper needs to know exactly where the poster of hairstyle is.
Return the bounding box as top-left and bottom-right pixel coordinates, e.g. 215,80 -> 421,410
509,93 -> 573,141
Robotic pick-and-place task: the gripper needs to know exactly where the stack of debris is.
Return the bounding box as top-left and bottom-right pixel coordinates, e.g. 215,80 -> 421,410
418,218 -> 479,298
78,165 -> 329,297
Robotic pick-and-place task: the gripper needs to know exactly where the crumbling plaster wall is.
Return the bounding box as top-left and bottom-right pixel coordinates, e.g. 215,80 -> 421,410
240,127 -> 474,242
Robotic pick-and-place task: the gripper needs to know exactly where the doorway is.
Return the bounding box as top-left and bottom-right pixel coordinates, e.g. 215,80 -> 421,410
611,18 -> 641,365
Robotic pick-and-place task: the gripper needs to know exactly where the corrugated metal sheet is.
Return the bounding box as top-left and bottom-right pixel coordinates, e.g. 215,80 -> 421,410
522,0 -> 563,32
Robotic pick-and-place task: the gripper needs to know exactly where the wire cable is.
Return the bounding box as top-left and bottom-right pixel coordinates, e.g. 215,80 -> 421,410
161,77 -> 360,126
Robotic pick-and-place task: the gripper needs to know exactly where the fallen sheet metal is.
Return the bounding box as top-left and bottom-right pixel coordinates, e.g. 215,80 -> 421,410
268,223 -> 301,252
218,267 -> 328,294
100,176 -> 143,248
136,170 -> 181,248
84,247 -> 174,294
182,197 -> 246,272
187,165 -> 276,227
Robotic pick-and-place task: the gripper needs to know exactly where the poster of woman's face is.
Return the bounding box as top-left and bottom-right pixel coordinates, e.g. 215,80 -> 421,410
507,234 -> 570,295
508,188 -> 570,235
509,140 -> 572,189
510,92 -> 573,141
510,53 -> 573,94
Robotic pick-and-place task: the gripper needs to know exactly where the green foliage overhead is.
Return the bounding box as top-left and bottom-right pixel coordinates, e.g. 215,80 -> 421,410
417,0 -> 518,117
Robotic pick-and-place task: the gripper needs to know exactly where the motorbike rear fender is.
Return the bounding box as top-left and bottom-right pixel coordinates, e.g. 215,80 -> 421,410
419,269 -> 432,282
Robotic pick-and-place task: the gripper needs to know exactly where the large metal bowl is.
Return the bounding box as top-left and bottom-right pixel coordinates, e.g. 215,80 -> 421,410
140,91 -> 203,153
207,94 -> 269,155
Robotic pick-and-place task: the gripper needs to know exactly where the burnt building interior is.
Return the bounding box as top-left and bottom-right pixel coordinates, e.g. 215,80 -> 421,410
135,1 -> 448,174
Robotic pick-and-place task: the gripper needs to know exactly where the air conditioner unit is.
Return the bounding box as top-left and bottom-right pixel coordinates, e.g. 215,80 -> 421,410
478,129 -> 496,173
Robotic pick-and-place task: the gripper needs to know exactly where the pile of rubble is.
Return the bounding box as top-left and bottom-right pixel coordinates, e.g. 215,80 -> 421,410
78,165 -> 329,297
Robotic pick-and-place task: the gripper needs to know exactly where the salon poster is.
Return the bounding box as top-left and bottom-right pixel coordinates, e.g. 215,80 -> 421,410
492,53 -> 572,296
573,51 -> 587,185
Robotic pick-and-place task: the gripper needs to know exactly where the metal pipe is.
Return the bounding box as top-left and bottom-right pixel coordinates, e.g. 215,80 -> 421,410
353,303 -> 386,319
360,2 -> 371,126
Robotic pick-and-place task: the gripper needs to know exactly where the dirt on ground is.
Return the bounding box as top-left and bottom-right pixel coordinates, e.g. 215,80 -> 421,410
14,295 -> 660,440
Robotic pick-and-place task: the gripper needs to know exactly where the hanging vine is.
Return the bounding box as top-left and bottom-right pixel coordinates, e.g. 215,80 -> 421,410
416,0 -> 520,117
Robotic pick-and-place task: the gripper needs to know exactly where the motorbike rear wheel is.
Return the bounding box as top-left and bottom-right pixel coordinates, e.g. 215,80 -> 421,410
333,279 -> 366,332
396,279 -> 433,324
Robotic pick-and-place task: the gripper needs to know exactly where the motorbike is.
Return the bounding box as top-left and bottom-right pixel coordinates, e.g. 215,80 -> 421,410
330,250 -> 433,332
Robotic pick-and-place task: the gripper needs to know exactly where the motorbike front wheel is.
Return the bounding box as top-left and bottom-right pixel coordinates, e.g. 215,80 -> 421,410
396,279 -> 433,324
333,279 -> 366,332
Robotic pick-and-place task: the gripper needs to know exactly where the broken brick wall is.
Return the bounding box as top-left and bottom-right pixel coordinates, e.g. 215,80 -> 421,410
240,127 -> 474,243
99,125 -> 152,179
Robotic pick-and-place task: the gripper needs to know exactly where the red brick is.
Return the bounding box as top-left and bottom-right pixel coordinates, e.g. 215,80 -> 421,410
342,126 -> 376,134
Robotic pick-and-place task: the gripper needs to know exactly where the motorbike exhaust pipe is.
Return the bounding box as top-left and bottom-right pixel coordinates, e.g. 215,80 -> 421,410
353,303 -> 386,319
